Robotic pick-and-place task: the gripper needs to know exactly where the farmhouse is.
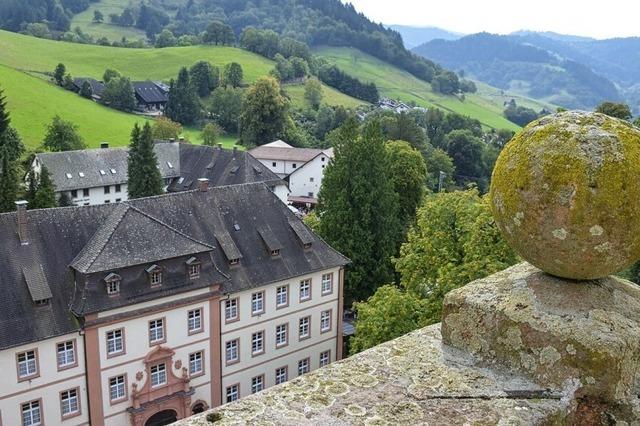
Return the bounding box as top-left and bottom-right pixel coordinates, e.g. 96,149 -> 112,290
249,140 -> 333,206
32,142 -> 289,206
0,183 -> 347,426
132,81 -> 169,113
72,77 -> 105,101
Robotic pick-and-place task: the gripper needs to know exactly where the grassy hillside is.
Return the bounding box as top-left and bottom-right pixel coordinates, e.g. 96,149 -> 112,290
71,0 -> 147,41
0,65 -> 238,149
0,30 -> 362,147
315,46 -> 528,131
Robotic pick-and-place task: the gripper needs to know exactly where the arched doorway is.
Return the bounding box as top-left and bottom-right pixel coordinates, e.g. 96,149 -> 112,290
145,409 -> 177,426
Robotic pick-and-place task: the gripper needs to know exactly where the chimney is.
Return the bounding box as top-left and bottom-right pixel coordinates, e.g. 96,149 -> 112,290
169,138 -> 175,143
217,143 -> 223,150
197,178 -> 209,192
100,142 -> 109,149
179,137 -> 185,143
15,200 -> 28,245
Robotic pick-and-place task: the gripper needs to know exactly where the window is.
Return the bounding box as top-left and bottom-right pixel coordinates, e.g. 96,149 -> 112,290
272,162 -> 277,167
150,270 -> 162,286
115,198 -> 122,202
149,319 -> 165,344
225,299 -> 239,322
21,400 -> 41,426
271,249 -> 280,257
109,375 -> 126,401
321,157 -> 326,162
60,388 -> 80,417
251,292 -> 264,315
299,316 -> 310,340
308,192 -> 314,197
104,186 -> 110,194
310,177 -> 314,182
226,384 -> 239,403
106,279 -> 120,295
275,366 -> 288,385
66,173 -> 72,179
100,170 -> 106,176
71,190 -> 77,198
321,273 -> 333,295
299,279 -> 311,302
251,375 -> 264,394
188,308 -> 202,333
104,200 -> 111,204
115,184 -> 121,193
321,310 -> 332,333
150,363 -> 167,387
320,350 -> 331,367
57,341 -> 76,369
78,172 -> 85,178
106,329 -> 124,356
188,263 -> 200,279
251,331 -> 264,356
189,351 -> 203,376
275,323 -> 288,347
292,163 -> 297,168
298,358 -> 310,376
110,169 -> 116,174
225,339 -> 239,364
17,350 -> 38,379
276,285 -> 288,308
82,188 -> 89,197
229,258 -> 240,266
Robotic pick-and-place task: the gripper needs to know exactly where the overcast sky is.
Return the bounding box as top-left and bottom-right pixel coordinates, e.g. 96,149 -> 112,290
344,0 -> 639,39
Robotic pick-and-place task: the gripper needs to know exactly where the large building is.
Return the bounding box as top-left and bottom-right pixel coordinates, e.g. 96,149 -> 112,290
32,142 -> 289,206
249,141 -> 333,206
0,182 -> 347,425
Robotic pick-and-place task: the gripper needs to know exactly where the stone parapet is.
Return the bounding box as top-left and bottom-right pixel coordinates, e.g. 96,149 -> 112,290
176,325 -> 568,425
442,262 -> 640,422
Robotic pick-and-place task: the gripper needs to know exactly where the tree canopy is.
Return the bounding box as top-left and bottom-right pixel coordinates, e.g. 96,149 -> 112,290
595,101 -> 633,121
165,68 -> 200,125
239,77 -> 289,147
42,115 -> 86,152
317,118 -> 401,306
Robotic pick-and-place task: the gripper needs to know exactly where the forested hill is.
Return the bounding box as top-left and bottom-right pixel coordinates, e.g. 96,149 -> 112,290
0,0 -> 453,88
413,33 -> 622,110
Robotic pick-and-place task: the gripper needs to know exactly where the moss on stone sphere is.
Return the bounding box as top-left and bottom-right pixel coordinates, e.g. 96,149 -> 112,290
490,111 -> 640,279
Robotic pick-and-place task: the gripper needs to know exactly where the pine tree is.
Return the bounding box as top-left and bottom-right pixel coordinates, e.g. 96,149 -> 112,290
32,166 -> 57,209
0,89 -> 10,136
0,155 -> 18,213
127,123 -> 163,199
165,68 -> 200,125
317,118 -> 402,306
58,191 -> 73,207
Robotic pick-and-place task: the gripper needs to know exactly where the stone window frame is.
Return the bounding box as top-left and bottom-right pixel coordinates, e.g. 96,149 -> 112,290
225,339 -> 240,366
224,298 -> 240,324
319,350 -> 331,368
251,291 -> 265,316
150,363 -> 167,388
188,308 -> 204,335
299,278 -> 312,303
276,285 -> 289,309
321,273 -> 334,296
225,383 -> 240,403
251,374 -> 265,394
251,330 -> 265,357
108,374 -> 128,405
56,339 -> 78,371
275,366 -> 288,385
297,357 -> 310,376
106,328 -> 126,358
16,349 -> 40,382
148,318 -> 167,346
189,350 -> 205,378
320,309 -> 333,334
298,316 -> 311,341
275,323 -> 289,349
20,398 -> 42,426
59,387 -> 81,421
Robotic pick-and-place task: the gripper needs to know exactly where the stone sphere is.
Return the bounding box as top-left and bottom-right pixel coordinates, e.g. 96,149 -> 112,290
490,111 -> 640,280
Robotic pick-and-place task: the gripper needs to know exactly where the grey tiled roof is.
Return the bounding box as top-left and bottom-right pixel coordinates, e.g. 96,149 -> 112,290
35,142 -> 180,192
168,144 -> 285,192
70,204 -> 214,273
0,183 -> 348,349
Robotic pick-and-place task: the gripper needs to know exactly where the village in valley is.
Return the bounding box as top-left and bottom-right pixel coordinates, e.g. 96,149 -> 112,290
1,1 -> 640,425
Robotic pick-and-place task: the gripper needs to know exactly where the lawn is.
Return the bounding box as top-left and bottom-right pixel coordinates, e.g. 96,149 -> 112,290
284,83 -> 364,109
314,46 -> 523,131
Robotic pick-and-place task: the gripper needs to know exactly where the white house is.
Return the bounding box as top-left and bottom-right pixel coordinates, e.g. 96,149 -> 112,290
249,141 -> 334,205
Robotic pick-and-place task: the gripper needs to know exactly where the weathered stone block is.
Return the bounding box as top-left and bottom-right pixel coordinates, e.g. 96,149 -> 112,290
442,262 -> 640,420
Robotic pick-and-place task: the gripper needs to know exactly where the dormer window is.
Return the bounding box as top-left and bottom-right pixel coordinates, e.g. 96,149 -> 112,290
186,257 -> 201,279
229,258 -> 240,266
146,265 -> 162,286
104,273 -> 121,295
271,249 -> 280,257
303,242 -> 312,249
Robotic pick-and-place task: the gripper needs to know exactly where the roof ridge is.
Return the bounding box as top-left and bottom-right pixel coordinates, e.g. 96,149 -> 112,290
69,203 -> 130,272
126,204 -> 214,250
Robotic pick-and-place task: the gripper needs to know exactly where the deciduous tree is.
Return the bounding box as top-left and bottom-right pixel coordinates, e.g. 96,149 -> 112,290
190,61 -> 219,98
54,63 -> 66,86
208,87 -> 243,133
222,63 -> 243,88
202,122 -> 222,146
152,116 -> 182,141
595,102 -> 633,121
239,77 -> 288,147
304,78 -> 323,110
42,115 -> 85,152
